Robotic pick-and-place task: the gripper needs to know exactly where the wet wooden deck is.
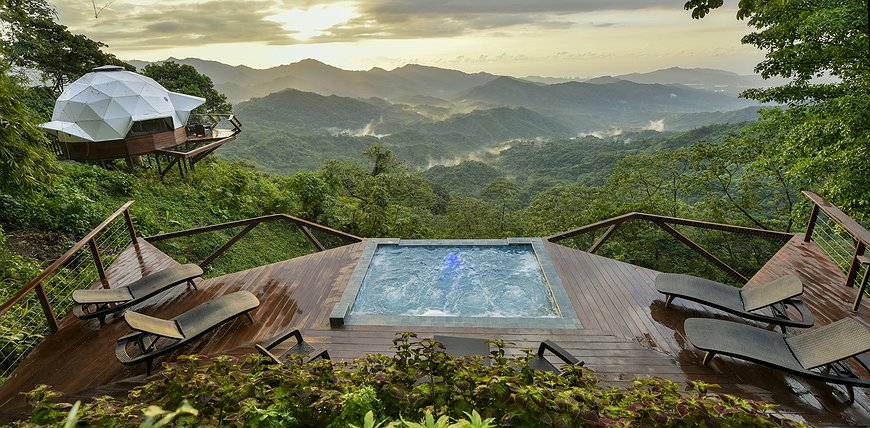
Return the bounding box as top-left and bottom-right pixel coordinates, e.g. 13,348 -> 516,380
1,235 -> 869,426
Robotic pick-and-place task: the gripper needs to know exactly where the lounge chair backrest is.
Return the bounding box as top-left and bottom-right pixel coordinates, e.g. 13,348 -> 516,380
786,318 -> 870,369
124,311 -> 184,340
174,291 -> 260,337
740,274 -> 802,311
127,264 -> 203,300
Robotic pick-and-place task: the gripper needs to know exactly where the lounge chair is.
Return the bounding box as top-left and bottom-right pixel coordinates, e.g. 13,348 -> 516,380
255,328 -> 330,365
72,264 -> 203,325
434,335 -> 491,365
527,340 -> 583,374
685,317 -> 870,401
656,273 -> 814,331
115,290 -> 260,374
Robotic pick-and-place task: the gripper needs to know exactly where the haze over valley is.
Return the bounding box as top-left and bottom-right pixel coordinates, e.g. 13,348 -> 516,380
128,57 -> 769,174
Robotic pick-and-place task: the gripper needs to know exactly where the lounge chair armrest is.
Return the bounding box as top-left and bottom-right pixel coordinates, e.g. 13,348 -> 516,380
777,299 -> 816,326
255,344 -> 283,364
537,340 -> 580,366
261,328 -> 304,351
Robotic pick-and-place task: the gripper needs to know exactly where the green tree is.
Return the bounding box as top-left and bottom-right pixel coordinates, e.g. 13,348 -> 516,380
1,0 -> 132,94
480,179 -> 519,235
142,61 -> 232,114
320,146 -> 435,237
0,57 -> 57,192
682,0 -> 870,220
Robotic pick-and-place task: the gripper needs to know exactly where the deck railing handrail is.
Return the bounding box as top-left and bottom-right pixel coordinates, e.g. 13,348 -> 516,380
802,191 -> 870,309
0,200 -> 138,332
547,212 -> 794,283
547,212 -> 794,242
145,214 -> 363,269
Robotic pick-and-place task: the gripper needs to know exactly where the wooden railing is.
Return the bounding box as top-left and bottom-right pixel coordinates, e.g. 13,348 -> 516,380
547,212 -> 794,283
0,201 -> 138,380
145,214 -> 362,269
0,201 -> 137,333
803,191 -> 870,310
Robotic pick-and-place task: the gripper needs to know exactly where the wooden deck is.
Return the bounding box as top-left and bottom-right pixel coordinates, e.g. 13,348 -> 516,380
1,235 -> 869,426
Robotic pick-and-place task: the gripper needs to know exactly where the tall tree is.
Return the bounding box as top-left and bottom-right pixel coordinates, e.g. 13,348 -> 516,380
683,0 -> 870,220
1,0 -> 132,94
142,61 -> 232,114
0,0 -> 57,192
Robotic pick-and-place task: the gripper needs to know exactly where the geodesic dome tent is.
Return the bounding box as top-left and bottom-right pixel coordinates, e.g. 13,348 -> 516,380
39,65 -> 205,143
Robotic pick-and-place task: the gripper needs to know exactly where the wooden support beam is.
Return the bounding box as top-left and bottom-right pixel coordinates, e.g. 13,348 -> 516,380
298,224 -> 326,251
548,213 -> 636,242
200,223 -> 259,268
123,209 -> 139,244
805,203 -> 820,242
87,238 -> 108,286
853,255 -> 870,311
588,224 -> 618,254
34,284 -> 59,333
846,241 -> 867,288
653,220 -> 748,283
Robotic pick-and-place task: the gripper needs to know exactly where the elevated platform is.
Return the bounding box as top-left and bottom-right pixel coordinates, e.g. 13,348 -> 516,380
0,234 -> 868,426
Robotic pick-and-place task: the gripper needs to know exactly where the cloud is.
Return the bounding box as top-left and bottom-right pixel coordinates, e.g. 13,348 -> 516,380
53,0 -> 676,50
55,0 -> 297,49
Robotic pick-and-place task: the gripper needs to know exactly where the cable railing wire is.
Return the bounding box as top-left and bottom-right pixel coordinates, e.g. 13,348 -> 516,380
0,205 -> 137,381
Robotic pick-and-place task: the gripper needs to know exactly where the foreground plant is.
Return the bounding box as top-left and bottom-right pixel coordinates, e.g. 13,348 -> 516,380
16,334 -> 807,427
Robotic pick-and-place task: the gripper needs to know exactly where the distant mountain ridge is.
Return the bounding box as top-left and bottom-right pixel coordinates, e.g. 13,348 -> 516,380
130,57 -> 498,103
525,67 -> 788,96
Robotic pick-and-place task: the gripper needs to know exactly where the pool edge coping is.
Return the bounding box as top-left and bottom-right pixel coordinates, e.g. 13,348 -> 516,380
329,238 -> 582,329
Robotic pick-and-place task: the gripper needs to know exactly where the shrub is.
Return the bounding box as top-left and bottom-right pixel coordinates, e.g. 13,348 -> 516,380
15,334 -> 808,427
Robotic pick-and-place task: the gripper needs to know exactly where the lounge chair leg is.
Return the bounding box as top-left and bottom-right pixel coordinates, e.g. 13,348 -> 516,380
98,315 -> 106,326
145,359 -> 152,376
665,295 -> 675,308
847,385 -> 855,402
779,324 -> 787,334
245,311 -> 254,324
702,351 -> 716,366
188,279 -> 197,290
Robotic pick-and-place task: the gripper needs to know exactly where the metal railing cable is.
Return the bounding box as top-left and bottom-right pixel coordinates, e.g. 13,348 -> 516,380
0,202 -> 138,381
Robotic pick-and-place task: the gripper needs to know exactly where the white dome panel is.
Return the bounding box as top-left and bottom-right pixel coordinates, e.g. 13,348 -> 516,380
39,66 -> 205,142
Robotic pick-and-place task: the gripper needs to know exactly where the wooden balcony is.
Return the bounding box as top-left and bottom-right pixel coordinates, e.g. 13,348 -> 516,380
1,195 -> 869,426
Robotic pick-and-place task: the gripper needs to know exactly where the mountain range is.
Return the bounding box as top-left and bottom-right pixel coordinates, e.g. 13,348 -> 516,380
129,57 -> 778,104
127,57 -> 771,172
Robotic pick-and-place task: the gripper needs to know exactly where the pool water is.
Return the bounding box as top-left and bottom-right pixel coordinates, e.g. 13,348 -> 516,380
351,244 -> 558,318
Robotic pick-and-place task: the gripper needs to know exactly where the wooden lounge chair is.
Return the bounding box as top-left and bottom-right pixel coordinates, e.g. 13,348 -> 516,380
527,340 -> 583,374
255,328 -> 330,365
115,290 -> 260,374
656,273 -> 814,331
685,317 -> 870,401
72,264 -> 203,325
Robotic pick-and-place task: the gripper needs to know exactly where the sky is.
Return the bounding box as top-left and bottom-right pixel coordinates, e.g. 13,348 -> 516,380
52,0 -> 764,78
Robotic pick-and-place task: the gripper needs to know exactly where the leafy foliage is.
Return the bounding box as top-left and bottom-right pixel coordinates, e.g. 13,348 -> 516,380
142,61 -> 233,114
0,0 -> 132,93
683,0 -> 870,221
17,335 -> 806,427
0,70 -> 58,194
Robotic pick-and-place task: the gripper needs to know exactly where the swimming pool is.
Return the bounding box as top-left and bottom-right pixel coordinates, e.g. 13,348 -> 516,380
330,238 -> 581,328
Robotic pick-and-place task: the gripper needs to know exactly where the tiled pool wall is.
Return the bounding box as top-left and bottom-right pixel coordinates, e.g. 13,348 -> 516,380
329,238 -> 582,329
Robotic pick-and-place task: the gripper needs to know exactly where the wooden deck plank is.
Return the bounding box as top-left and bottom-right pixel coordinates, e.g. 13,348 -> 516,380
1,234 -> 870,426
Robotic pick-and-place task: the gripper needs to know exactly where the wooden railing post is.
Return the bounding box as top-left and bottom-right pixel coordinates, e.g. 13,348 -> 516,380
200,222 -> 259,268
804,203 -> 820,242
298,224 -> 326,251
846,241 -> 867,288
34,283 -> 59,333
87,238 -> 109,288
123,208 -> 138,243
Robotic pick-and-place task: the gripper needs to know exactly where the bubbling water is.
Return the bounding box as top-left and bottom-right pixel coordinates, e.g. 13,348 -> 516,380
352,245 -> 558,318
